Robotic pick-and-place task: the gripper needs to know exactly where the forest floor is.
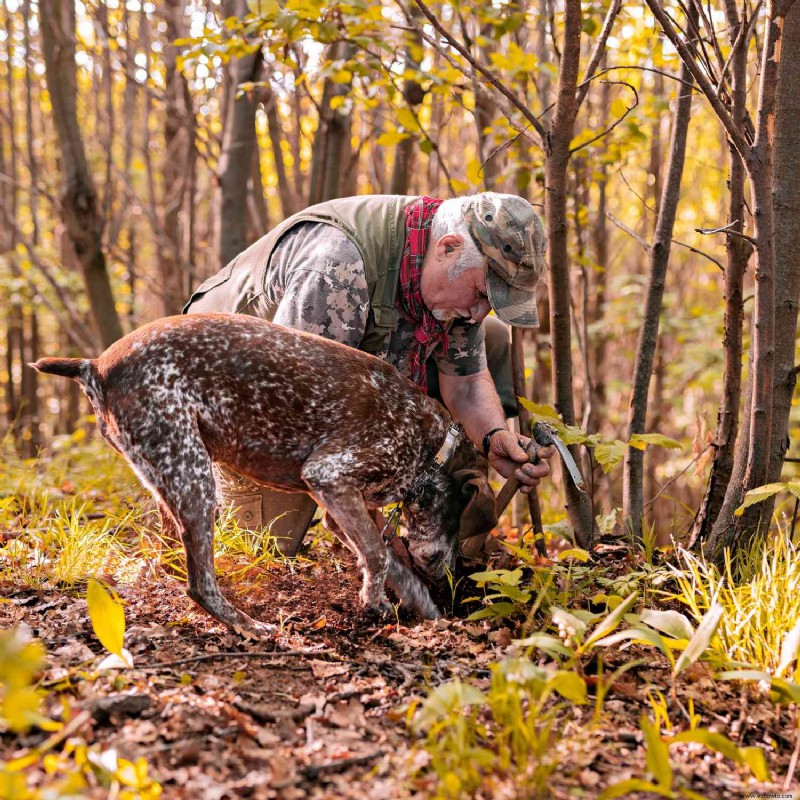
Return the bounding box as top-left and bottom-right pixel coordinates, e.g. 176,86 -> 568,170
1,444 -> 798,799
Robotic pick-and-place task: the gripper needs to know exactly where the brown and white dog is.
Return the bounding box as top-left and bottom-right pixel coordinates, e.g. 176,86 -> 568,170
32,314 -> 497,637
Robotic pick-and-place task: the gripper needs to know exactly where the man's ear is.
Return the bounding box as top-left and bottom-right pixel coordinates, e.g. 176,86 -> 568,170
436,234 -> 463,259
453,469 -> 498,541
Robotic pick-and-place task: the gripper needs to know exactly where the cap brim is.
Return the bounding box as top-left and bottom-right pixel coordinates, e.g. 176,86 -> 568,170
486,264 -> 540,328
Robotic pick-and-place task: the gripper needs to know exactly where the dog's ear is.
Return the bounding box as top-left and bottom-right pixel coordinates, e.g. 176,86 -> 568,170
453,469 -> 498,546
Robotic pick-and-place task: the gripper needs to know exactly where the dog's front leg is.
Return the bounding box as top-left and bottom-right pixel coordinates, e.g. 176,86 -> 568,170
309,484 -> 390,610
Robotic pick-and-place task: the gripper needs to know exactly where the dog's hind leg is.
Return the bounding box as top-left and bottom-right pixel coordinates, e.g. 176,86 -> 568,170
119,420 -> 275,639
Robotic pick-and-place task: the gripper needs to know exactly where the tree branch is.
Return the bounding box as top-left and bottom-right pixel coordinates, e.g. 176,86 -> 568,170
643,0 -> 749,160
576,0 -> 623,109
411,0 -> 548,144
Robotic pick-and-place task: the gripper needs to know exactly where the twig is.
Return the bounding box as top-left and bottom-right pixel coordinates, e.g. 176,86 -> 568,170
576,0 -> 623,109
300,749 -> 386,779
695,222 -> 757,246
11,710 -> 93,760
644,444 -> 713,510
607,212 -> 726,271
606,211 -> 651,252
578,64 -> 699,94
411,0 -> 548,144
784,722 -> 800,792
570,80 -> 639,155
139,649 -> 334,671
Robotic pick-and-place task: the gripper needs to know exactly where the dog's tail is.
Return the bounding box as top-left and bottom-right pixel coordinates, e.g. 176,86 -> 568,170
29,357 -> 92,382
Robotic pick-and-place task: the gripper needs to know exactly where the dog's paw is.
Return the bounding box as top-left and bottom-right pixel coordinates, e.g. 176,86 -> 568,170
232,619 -> 277,641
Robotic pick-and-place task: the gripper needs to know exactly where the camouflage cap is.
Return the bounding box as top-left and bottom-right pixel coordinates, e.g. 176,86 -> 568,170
462,194 -> 546,328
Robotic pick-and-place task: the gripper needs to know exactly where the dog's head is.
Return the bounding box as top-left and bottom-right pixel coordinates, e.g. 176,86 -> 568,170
402,435 -> 497,582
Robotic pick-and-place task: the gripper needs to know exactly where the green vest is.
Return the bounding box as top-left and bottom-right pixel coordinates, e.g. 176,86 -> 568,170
184,195 -> 419,354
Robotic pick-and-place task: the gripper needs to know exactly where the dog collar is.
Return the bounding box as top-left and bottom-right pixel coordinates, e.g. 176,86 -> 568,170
433,422 -> 461,468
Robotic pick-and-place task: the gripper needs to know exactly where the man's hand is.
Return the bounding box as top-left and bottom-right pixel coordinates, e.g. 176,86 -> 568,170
487,430 -> 554,494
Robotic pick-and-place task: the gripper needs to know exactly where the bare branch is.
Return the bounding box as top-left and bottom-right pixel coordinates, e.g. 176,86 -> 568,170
608,212 -> 726,271
576,0 -> 623,109
569,80 -> 638,154
644,0 -> 749,159
696,222 -> 757,245
410,0 -> 548,144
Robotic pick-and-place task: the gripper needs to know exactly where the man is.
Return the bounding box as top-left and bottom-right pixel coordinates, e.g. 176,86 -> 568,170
184,192 -> 552,554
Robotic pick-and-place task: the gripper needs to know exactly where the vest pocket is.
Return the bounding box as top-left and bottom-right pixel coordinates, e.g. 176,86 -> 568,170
182,258 -> 237,313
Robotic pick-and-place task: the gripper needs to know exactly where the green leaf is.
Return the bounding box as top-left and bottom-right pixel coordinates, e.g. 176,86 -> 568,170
740,747 -> 770,781
555,548 -> 591,562
641,715 -> 672,789
467,602 -> 516,621
594,440 -> 628,473
599,779 -> 670,800
412,680 -> 485,733
593,626 -> 673,663
777,618 -> 800,678
674,604 -> 723,675
548,671 -> 587,704
669,730 -> 769,780
87,579 -> 126,658
585,591 -> 638,647
734,483 -> 787,516
629,433 -> 681,450
514,633 -> 573,658
470,568 -> 523,587
641,609 -> 695,642
516,399 -> 561,420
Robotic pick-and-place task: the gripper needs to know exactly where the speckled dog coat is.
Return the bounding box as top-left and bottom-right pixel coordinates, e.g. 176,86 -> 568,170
31,314 -> 497,637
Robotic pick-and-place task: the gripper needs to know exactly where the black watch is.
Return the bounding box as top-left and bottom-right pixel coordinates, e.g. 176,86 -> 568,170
482,427 -> 505,457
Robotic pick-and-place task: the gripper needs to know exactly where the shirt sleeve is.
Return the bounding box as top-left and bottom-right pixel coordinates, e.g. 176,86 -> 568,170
433,319 -> 488,377
271,267 -> 370,348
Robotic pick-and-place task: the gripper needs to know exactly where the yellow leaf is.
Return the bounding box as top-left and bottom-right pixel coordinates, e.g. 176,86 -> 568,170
395,107 -> 419,132
329,95 -> 345,110
87,579 -> 126,658
466,158 -> 484,186
330,69 -> 353,84
376,131 -> 408,146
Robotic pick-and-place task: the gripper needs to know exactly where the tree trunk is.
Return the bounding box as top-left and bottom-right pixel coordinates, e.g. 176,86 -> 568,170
690,0 -> 752,547
162,0 -> 193,313
544,0 -> 594,549
263,85 -> 298,218
308,42 -> 355,205
622,56 -> 694,543
40,0 -> 123,349
704,3 -> 790,560
218,0 -> 263,268
391,7 -> 424,195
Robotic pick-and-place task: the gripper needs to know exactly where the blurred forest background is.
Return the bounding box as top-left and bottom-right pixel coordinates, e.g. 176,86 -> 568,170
1,0 -> 798,553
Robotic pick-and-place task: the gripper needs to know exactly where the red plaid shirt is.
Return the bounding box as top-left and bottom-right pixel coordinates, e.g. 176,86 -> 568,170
396,196 -> 446,390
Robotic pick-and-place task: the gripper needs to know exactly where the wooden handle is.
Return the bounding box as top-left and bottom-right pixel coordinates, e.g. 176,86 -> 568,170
495,440 -> 540,517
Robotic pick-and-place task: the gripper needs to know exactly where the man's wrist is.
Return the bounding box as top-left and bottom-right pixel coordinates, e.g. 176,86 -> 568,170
482,427 -> 506,457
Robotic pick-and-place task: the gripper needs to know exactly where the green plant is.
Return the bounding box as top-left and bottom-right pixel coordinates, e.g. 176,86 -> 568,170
665,535 -> 800,672
410,658 -> 587,799
0,625 -> 161,799
600,713 -> 769,799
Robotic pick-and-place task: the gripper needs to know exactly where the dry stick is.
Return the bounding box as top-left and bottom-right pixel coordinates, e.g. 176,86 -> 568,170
140,649 -> 334,672
785,723 -> 800,792
11,710 -> 93,761
511,329 -> 547,557
607,211 -> 725,272
300,749 -> 387,779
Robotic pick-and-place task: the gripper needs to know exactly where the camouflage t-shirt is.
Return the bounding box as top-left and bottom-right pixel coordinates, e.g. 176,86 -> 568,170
266,221 -> 487,379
